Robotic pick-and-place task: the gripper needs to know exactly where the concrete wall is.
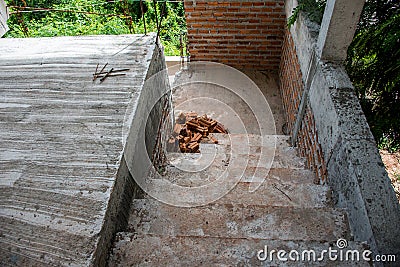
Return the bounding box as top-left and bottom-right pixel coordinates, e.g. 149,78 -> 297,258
184,0 -> 285,69
281,0 -> 400,258
310,61 -> 400,258
91,38 -> 170,266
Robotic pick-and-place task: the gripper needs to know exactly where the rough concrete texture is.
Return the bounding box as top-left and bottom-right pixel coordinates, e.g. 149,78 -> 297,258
128,199 -> 349,241
285,0 -> 400,259
111,233 -> 369,266
0,34 -> 163,266
156,135 -> 331,208
109,69 -> 369,266
309,61 -> 400,258
93,38 -> 169,267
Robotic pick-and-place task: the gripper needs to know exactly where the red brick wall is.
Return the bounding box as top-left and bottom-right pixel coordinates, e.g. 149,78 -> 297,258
184,0 -> 285,70
279,28 -> 327,183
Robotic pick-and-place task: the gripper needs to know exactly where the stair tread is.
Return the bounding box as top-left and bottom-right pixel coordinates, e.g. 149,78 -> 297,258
142,178 -> 330,207
165,134 -> 308,182
160,165 -> 315,186
127,199 -> 349,242
110,233 -> 370,267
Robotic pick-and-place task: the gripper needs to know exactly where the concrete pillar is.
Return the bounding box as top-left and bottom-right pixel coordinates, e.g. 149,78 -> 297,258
317,0 -> 365,61
0,0 -> 9,37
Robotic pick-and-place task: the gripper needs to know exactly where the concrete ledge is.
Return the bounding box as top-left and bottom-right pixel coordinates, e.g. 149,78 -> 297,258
309,62 -> 400,257
93,40 -> 170,266
284,0 -> 400,258
165,56 -> 181,68
309,62 -> 374,160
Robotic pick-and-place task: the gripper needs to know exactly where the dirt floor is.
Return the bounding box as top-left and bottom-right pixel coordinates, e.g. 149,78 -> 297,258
380,150 -> 400,202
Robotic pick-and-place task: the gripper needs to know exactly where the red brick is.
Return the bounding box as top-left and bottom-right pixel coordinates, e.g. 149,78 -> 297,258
253,2 -> 265,6
239,7 -> 250,12
185,0 -> 286,71
208,2 -> 218,6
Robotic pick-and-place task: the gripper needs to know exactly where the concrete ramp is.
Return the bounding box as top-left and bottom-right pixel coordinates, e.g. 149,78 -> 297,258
0,34 -> 165,266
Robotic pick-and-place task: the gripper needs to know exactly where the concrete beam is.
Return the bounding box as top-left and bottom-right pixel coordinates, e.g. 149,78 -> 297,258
0,0 -> 9,37
317,0 -> 365,61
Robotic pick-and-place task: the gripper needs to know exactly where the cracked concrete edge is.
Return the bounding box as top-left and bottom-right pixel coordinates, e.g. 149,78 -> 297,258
284,0 -> 400,259
310,60 -> 400,259
90,34 -> 170,266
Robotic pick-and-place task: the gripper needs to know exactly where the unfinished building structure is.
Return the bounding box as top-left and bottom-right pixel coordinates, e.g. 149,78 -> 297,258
0,0 -> 399,266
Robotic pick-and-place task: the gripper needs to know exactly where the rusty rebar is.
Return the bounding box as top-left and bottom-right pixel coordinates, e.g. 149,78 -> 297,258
155,1 -> 167,45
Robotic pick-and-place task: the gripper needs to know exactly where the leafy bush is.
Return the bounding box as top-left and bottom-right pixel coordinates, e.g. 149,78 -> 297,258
287,0 -> 326,27
346,1 -> 400,152
4,0 -> 186,55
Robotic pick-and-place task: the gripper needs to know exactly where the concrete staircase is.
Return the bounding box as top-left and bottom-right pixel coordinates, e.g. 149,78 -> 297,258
108,133 -> 368,266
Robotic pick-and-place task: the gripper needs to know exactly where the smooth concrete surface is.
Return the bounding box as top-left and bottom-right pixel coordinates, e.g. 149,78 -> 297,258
317,0 -> 365,61
0,34 -> 160,266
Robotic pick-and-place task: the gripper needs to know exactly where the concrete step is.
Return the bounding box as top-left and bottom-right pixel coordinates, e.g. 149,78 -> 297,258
162,134 -> 310,189
168,134 -> 296,154
127,199 -> 349,242
166,134 -> 307,170
110,233 -> 369,266
161,164 -> 315,188
142,177 -> 330,208
166,145 -> 306,171
182,134 -> 298,153
216,181 -> 331,207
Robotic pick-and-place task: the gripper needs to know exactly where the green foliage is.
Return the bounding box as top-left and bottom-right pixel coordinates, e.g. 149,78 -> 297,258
3,0 -> 186,55
346,1 -> 400,152
287,0 -> 326,27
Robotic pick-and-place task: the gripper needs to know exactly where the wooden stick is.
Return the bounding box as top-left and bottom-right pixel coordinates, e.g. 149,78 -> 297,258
96,73 -> 126,78
99,63 -> 108,75
100,68 -> 114,82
